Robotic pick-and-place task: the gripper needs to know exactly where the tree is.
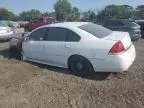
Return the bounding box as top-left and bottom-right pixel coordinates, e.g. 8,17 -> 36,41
0,8 -> 16,20
136,5 -> 144,19
19,9 -> 41,21
42,11 -> 56,19
121,5 -> 134,19
42,12 -> 50,17
80,12 -> 89,22
54,0 -> 72,21
88,10 -> 96,22
97,5 -> 134,24
80,10 -> 96,22
97,5 -> 122,23
70,7 -> 80,21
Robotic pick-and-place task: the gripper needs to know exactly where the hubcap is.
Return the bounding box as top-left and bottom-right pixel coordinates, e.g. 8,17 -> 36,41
76,62 -> 83,71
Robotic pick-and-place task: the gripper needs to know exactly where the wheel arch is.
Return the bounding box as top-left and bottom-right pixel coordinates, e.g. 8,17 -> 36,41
67,54 -> 94,70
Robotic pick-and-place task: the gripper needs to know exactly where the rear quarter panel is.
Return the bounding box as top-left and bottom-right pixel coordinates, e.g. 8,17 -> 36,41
69,39 -> 115,60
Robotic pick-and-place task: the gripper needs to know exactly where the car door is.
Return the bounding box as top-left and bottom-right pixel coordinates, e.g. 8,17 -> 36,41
42,27 -> 71,67
22,27 -> 46,61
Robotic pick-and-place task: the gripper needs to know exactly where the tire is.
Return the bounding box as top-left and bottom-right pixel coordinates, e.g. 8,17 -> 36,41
68,56 -> 93,76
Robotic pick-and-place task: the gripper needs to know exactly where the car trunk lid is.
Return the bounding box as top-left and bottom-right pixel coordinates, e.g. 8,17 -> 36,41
103,31 -> 132,50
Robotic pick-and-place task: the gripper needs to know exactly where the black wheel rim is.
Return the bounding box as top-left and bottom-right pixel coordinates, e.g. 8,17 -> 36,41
73,60 -> 88,74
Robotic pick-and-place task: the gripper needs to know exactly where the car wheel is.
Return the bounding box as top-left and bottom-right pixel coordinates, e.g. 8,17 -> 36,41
68,56 -> 93,76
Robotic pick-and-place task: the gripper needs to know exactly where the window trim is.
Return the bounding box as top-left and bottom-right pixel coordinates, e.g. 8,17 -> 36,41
66,28 -> 81,42
28,27 -> 47,41
43,27 -> 81,42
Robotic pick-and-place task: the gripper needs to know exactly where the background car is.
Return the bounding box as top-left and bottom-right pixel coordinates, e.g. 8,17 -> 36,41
103,19 -> 141,41
24,16 -> 55,32
1,20 -> 20,28
21,22 -> 136,75
135,20 -> 144,39
0,21 -> 14,41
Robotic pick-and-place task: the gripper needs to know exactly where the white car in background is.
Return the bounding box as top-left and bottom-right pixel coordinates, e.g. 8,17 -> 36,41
0,21 -> 14,41
21,22 -> 136,75
1,20 -> 20,28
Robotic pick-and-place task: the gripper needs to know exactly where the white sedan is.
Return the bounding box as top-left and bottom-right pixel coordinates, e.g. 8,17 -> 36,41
22,22 -> 136,75
0,21 -> 13,41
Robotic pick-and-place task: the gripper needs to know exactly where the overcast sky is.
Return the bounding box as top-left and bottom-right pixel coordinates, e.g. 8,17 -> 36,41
0,0 -> 144,14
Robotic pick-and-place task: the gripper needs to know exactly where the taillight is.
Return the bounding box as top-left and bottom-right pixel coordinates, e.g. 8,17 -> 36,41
109,41 -> 125,54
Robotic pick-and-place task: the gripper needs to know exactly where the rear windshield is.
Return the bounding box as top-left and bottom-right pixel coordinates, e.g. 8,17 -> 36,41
79,23 -> 112,38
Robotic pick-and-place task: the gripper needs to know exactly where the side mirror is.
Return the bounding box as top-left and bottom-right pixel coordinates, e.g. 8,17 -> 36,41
24,37 -> 29,41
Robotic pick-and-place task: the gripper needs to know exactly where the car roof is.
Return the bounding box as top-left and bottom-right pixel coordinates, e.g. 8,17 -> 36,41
106,19 -> 133,21
135,20 -> 144,24
43,22 -> 90,28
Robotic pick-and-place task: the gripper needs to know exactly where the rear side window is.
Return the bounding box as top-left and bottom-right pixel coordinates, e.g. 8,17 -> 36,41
79,23 -> 112,38
66,30 -> 80,42
46,27 -> 67,41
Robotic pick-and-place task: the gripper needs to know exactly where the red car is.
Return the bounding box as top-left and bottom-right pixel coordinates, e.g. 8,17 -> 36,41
24,17 -> 55,31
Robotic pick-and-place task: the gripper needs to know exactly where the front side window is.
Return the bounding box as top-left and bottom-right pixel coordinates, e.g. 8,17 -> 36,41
29,28 -> 46,41
45,27 -> 67,41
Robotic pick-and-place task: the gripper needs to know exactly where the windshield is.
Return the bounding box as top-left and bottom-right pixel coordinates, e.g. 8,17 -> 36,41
79,23 -> 112,38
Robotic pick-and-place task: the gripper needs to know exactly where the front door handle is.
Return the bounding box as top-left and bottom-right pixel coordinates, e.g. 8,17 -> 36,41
65,45 -> 70,48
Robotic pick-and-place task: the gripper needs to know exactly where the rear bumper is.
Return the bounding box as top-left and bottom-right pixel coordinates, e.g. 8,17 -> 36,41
129,32 -> 141,41
90,44 -> 136,72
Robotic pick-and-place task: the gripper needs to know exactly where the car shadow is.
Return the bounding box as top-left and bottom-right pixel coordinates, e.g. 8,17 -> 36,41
0,48 -> 10,58
0,48 -> 21,60
31,62 -> 111,81
0,48 -> 111,81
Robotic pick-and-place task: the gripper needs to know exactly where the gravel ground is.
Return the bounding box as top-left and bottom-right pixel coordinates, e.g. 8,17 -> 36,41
0,40 -> 144,108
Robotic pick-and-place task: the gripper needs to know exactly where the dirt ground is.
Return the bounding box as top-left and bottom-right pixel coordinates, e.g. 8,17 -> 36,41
0,40 -> 144,108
